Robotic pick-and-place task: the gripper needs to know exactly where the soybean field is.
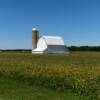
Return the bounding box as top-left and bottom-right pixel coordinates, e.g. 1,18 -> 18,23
0,52 -> 100,100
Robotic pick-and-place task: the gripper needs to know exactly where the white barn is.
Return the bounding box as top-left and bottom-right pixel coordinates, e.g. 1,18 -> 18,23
32,35 -> 69,54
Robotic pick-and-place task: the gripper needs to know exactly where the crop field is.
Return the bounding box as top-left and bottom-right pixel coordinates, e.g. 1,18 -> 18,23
0,52 -> 100,100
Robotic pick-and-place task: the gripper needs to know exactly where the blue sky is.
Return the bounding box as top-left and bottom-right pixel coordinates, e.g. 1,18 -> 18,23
0,0 -> 100,49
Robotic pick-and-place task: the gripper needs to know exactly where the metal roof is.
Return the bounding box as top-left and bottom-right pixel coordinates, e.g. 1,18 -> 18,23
42,36 -> 65,45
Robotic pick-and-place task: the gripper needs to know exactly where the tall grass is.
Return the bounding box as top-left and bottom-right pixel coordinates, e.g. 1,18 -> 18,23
0,52 -> 100,100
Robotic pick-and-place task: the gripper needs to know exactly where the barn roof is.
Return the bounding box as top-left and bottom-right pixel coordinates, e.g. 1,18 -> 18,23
42,36 -> 64,45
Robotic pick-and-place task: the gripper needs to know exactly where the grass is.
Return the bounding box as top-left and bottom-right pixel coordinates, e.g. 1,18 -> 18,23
0,52 -> 99,99
0,77 -> 89,100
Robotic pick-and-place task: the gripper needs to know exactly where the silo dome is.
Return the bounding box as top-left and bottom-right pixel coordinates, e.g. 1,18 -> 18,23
32,28 -> 38,31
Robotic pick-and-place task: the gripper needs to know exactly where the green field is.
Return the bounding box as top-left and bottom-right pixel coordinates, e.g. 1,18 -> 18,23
0,77 -> 89,100
0,52 -> 100,100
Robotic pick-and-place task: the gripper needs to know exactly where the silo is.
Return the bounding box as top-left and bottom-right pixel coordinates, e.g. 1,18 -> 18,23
32,28 -> 39,49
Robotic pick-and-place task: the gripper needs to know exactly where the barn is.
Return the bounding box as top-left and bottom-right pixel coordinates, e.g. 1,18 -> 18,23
32,28 -> 69,54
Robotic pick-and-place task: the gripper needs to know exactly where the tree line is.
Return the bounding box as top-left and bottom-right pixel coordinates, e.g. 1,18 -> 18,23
0,46 -> 100,52
68,46 -> 100,51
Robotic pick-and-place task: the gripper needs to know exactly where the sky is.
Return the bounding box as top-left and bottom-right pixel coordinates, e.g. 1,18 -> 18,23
0,0 -> 100,49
